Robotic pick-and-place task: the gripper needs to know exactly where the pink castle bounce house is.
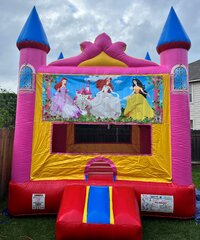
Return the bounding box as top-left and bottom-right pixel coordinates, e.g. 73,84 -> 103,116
9,6 -> 196,240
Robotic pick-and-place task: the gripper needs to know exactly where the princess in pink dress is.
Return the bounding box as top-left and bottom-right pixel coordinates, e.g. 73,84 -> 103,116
50,78 -> 81,119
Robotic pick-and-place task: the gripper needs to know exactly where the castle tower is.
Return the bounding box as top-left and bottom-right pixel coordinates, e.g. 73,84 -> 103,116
144,52 -> 151,61
58,52 -> 64,60
12,6 -> 50,182
157,7 -> 191,185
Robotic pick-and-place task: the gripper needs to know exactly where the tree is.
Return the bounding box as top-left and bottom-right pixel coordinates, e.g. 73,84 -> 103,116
0,88 -> 17,128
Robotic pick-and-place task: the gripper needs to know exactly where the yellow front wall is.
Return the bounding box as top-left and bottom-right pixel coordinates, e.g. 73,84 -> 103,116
31,74 -> 171,183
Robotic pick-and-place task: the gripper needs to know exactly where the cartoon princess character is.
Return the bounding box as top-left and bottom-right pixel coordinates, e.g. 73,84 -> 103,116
50,78 -> 81,118
124,78 -> 154,120
87,77 -> 121,119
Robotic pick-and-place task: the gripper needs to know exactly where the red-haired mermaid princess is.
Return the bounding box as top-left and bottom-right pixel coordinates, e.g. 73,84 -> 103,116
88,77 -> 121,120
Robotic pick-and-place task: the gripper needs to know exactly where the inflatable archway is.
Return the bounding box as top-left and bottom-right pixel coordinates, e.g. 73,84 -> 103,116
9,6 -> 195,240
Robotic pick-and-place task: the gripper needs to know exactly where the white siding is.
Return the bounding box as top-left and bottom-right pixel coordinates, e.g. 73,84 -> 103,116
190,81 -> 200,129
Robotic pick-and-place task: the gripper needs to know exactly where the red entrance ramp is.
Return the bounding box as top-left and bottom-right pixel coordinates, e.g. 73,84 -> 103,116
56,185 -> 142,240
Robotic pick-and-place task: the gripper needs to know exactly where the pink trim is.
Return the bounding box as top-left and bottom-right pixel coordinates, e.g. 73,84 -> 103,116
170,93 -> 192,185
39,66 -> 169,75
11,48 -> 47,182
160,48 -> 192,186
84,156 -> 117,180
48,152 -> 152,157
49,33 -> 158,67
11,92 -> 35,182
74,142 -> 132,145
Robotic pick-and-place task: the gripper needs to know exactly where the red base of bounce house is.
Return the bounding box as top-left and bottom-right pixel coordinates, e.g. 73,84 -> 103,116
8,180 -> 196,218
8,180 -> 195,240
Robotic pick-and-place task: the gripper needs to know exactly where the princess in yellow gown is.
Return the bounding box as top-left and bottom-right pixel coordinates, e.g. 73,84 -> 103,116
124,78 -> 154,121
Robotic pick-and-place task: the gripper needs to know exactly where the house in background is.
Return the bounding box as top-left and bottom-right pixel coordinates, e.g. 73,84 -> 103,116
189,60 -> 200,130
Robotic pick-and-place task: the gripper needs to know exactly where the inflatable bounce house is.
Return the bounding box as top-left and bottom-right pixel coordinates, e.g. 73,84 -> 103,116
9,6 -> 196,239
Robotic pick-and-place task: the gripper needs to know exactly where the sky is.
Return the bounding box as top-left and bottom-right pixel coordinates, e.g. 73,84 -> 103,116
0,0 -> 200,93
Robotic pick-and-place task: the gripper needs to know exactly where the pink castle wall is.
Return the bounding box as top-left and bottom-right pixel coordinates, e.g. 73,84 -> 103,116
11,48 -> 46,182
160,48 -> 192,186
12,46 -> 192,186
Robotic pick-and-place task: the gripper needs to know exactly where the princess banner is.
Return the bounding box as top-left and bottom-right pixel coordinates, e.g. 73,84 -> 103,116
42,74 -> 163,124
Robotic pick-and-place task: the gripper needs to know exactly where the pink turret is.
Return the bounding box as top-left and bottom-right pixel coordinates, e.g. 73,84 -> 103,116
12,7 -> 50,182
157,7 -> 191,185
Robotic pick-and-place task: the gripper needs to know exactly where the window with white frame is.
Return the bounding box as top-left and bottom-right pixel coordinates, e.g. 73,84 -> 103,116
172,65 -> 188,91
19,64 -> 35,90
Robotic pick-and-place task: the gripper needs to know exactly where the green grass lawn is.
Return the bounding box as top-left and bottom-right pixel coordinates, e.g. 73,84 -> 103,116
0,166 -> 200,240
192,165 -> 200,189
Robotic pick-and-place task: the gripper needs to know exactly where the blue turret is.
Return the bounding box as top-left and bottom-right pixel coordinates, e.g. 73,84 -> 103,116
157,7 -> 191,54
144,52 -> 151,61
58,52 -> 64,60
17,6 -> 50,53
